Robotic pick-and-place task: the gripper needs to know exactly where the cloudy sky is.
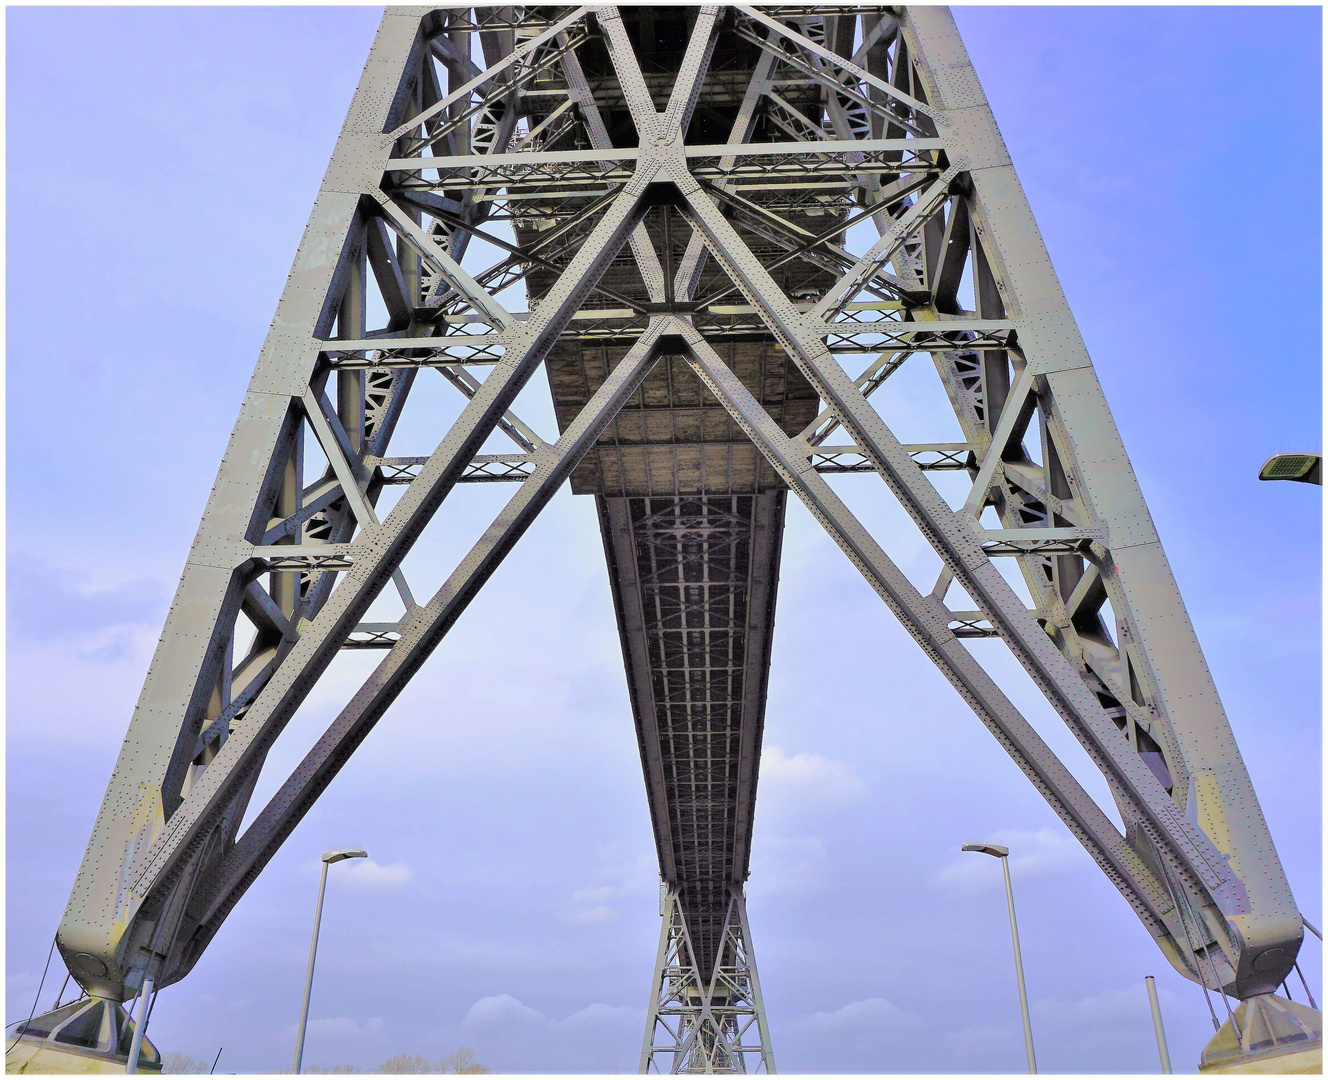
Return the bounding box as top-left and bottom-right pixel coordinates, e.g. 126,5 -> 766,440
6,6 -> 1321,1075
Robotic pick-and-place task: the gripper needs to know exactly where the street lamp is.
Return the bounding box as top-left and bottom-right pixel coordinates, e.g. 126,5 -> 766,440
293,848 -> 368,1075
1258,453 -> 1321,485
962,843 -> 1037,1074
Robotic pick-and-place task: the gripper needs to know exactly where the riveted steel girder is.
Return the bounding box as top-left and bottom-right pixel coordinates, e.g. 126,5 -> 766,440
43,6 -> 1312,1076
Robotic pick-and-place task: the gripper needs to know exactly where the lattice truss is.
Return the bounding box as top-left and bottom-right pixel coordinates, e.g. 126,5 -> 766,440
599,493 -> 782,998
54,5 -> 1307,1061
642,888 -> 775,1074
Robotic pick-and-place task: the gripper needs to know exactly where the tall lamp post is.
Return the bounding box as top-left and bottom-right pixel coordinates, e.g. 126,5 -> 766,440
293,848 -> 368,1075
963,843 -> 1037,1074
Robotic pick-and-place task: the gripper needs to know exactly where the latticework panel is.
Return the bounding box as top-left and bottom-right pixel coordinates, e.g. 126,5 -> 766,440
626,495 -> 762,978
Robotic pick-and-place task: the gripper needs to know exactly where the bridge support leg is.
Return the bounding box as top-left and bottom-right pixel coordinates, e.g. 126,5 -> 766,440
641,887 -> 775,1075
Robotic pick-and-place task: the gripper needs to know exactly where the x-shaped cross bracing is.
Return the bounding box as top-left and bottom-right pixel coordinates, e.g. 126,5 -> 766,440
55,10 -> 1306,1055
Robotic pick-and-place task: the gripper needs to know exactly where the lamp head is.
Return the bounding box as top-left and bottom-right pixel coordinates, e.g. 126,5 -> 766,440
322,848 -> 368,864
962,843 -> 1009,859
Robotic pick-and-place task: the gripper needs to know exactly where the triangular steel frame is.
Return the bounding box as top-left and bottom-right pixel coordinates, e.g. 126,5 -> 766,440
45,7 -> 1314,1075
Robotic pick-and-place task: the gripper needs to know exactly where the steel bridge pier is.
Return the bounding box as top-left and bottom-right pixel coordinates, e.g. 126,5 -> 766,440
13,6 -> 1319,1075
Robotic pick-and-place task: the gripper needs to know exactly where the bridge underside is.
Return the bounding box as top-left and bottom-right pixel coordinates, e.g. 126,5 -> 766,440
526,9 -> 828,982
547,337 -> 815,982
599,489 -> 785,980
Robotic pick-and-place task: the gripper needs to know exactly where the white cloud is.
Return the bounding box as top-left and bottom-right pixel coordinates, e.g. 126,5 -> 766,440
556,853 -> 656,925
331,858 -> 413,889
461,994 -> 640,1034
758,746 -> 865,816
561,1003 -> 638,1028
799,997 -> 918,1034
286,1016 -> 385,1039
1033,983 -> 1176,1027
462,994 -> 547,1032
935,827 -> 1090,891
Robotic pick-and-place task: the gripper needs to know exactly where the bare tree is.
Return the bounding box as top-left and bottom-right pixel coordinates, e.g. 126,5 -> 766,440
377,1053 -> 436,1074
439,1047 -> 490,1074
161,1052 -> 209,1074
293,1046 -> 491,1075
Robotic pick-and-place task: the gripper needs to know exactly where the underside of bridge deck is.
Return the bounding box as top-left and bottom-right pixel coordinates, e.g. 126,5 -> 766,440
524,8 -> 827,984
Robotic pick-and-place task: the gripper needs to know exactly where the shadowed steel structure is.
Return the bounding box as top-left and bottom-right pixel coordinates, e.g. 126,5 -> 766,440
18,7 -> 1318,1075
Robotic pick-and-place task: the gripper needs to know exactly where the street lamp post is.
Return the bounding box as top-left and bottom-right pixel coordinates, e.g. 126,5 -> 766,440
963,843 -> 1037,1074
1145,975 -> 1172,1073
293,848 -> 368,1075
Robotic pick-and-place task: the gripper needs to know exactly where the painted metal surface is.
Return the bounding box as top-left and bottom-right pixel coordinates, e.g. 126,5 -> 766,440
43,6 -> 1312,1073
5,997 -> 162,1074
641,887 -> 774,1074
1147,975 -> 1175,1074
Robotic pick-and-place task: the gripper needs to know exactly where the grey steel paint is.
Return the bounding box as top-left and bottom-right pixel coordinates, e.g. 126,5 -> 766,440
38,8 -> 1313,1074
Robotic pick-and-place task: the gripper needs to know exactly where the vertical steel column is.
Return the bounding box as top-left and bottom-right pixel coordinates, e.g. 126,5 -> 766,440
733,890 -> 775,1076
641,888 -> 681,1075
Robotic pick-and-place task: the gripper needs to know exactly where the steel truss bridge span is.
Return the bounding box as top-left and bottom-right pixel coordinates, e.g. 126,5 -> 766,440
26,6 -> 1317,1075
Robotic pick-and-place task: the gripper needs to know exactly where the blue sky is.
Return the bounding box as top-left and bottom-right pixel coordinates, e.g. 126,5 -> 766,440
6,6 -> 1321,1074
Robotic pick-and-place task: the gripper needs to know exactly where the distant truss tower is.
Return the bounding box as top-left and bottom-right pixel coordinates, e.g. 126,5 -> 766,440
642,888 -> 774,1074
19,6 -> 1318,1076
